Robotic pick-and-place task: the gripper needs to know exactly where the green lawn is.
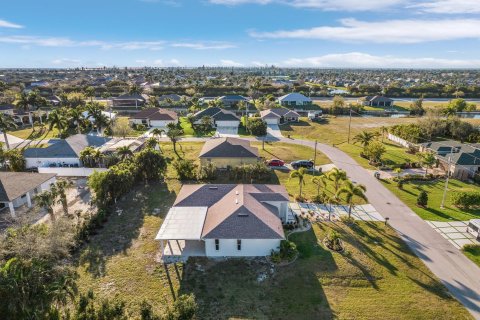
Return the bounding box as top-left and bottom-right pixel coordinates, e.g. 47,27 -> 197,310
9,126 -> 63,140
74,186 -> 471,319
462,245 -> 480,267
381,178 -> 480,221
178,117 -> 215,137
252,141 -> 330,165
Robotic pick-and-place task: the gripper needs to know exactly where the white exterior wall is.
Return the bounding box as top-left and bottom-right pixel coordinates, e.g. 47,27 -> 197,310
26,157 -> 80,169
150,119 -> 176,127
130,119 -> 148,126
38,167 -> 108,177
204,238 -> 281,257
10,176 -> 56,208
200,157 -> 258,169
216,120 -> 240,128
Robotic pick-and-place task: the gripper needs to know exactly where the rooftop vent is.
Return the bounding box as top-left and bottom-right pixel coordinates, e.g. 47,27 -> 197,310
238,212 -> 249,217
208,186 -> 218,190
235,198 -> 238,204
235,190 -> 239,195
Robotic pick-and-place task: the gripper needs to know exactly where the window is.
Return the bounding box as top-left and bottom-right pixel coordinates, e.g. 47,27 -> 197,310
237,239 -> 241,251
215,239 -> 219,251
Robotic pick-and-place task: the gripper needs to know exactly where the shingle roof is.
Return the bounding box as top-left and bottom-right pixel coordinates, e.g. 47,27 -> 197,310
24,134 -> 110,159
113,93 -> 146,101
0,172 -> 56,202
131,108 -> 177,121
199,137 -> 259,158
194,107 -> 240,122
158,94 -> 182,102
277,92 -> 311,102
0,104 -> 15,111
422,141 -> 480,166
260,107 -> 300,118
172,184 -> 287,239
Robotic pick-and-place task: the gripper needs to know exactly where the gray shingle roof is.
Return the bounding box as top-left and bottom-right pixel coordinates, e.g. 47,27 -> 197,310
421,141 -> 480,166
24,134 -> 110,159
0,172 -> 56,202
199,138 -> 259,158
131,108 -> 177,121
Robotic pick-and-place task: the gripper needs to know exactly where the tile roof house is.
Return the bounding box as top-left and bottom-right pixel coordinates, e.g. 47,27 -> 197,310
260,107 -> 300,124
420,140 -> 480,180
194,107 -> 240,135
155,184 -> 288,262
24,134 -> 111,169
129,108 -> 178,128
0,172 -> 56,217
199,137 -> 259,168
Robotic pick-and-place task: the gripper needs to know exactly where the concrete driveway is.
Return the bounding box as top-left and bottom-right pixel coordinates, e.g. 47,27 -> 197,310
0,133 -> 25,149
266,124 -> 283,138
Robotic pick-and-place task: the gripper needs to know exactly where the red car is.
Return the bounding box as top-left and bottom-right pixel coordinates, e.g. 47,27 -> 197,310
267,159 -> 285,167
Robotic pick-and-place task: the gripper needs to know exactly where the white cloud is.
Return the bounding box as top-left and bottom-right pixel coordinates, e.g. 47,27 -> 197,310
250,18 -> 480,43
171,42 -> 235,50
220,59 -> 244,67
412,0 -> 480,14
169,59 -> 181,65
52,58 -> 81,65
135,59 -> 147,64
153,59 -> 181,66
210,0 -> 406,11
281,52 -> 480,68
0,19 -> 23,28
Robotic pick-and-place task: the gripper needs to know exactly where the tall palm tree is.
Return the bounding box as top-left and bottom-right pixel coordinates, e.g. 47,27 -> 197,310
312,174 -> 327,198
166,123 -> 183,158
69,108 -> 85,134
47,109 -> 68,137
35,190 -> 57,221
128,85 -> 143,95
336,180 -> 368,218
352,131 -> 376,147
84,86 -> 95,102
290,167 -> 308,197
117,145 -> 134,160
327,168 -> 347,193
0,113 -> 17,150
15,92 -> 32,126
79,146 -> 96,167
51,180 -> 72,216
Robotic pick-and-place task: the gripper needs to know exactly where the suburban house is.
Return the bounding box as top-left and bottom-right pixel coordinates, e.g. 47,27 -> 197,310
420,140 -> 480,180
260,107 -> 300,125
199,137 -> 259,168
194,107 -> 241,135
24,134 -> 111,169
111,93 -> 147,112
277,93 -> 312,107
155,184 -> 288,261
0,172 -> 56,218
0,104 -> 15,116
129,108 -> 178,128
360,96 -> 394,107
217,95 -> 249,107
158,94 -> 182,103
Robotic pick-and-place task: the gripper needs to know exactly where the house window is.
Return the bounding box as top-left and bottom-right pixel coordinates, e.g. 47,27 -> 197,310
237,239 -> 241,251
215,239 -> 219,250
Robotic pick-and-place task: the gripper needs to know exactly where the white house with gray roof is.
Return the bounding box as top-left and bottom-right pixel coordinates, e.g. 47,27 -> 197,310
155,184 -> 288,262
277,93 -> 312,107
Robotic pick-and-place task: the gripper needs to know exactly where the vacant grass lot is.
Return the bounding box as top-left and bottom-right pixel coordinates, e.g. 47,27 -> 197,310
74,185 -> 471,319
381,178 -> 480,221
178,117 -> 215,137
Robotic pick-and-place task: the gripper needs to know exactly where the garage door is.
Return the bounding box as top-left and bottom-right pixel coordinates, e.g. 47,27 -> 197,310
216,126 -> 239,137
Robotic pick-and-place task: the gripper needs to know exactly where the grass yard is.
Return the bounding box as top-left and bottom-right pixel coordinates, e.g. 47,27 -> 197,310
251,141 -> 330,165
115,116 -> 147,137
178,117 -> 215,137
462,245 -> 480,267
9,126 -> 63,140
381,178 -> 480,221
74,186 -> 471,319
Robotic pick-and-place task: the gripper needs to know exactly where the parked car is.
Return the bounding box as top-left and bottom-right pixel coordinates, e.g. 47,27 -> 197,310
267,159 -> 285,167
291,160 -> 314,169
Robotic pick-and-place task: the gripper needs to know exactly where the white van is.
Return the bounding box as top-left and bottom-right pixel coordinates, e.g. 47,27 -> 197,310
467,219 -> 480,240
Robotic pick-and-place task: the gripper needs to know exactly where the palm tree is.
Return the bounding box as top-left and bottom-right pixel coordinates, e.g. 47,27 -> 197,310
419,152 -> 436,176
311,174 -> 327,198
336,180 -> 368,218
166,123 -> 183,158
151,128 -> 165,140
79,146 -> 96,167
290,167 -> 308,197
117,145 -> 134,160
145,137 -> 158,149
352,131 -> 376,147
128,85 -> 143,95
327,168 -> 347,193
69,108 -> 84,134
51,180 -> 72,216
47,109 -> 68,137
0,113 -> 17,150
15,92 -> 32,126
94,113 -> 110,136
84,86 -> 95,102
380,126 -> 388,143
35,190 -> 57,221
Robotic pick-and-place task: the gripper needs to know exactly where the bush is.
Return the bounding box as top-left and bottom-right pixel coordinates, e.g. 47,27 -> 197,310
197,162 -> 217,181
451,191 -> 480,209
246,118 -> 267,136
173,159 -> 198,180
229,162 -> 270,182
324,230 -> 343,251
163,294 -> 197,320
417,190 -> 428,207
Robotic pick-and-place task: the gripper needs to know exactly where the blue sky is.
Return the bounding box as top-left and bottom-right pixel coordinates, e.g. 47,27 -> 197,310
0,0 -> 479,68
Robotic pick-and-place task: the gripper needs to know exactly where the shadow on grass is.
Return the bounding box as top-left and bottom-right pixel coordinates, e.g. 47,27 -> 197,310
280,120 -> 312,132
76,182 -> 176,278
178,227 -> 335,319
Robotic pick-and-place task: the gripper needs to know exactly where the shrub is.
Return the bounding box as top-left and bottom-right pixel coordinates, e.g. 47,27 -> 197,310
324,230 -> 343,251
246,118 -> 267,136
173,159 -> 198,181
197,162 -> 217,181
417,190 -> 428,207
279,240 -> 298,261
450,191 -> 480,209
163,294 -> 197,320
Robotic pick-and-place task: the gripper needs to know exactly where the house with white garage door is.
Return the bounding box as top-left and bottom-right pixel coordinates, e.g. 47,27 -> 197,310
277,92 -> 312,107
260,107 -> 300,125
194,107 -> 240,135
199,137 -> 259,168
129,108 -> 178,128
155,184 -> 288,262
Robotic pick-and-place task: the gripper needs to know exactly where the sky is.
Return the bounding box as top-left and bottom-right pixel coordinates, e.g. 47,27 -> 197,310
0,0 -> 479,68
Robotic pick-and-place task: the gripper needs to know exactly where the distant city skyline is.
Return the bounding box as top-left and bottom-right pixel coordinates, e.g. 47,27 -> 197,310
0,0 -> 479,68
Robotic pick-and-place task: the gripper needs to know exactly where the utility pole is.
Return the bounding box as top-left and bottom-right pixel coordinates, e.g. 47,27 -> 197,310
313,140 -> 317,174
347,106 -> 352,144
440,155 -> 452,209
